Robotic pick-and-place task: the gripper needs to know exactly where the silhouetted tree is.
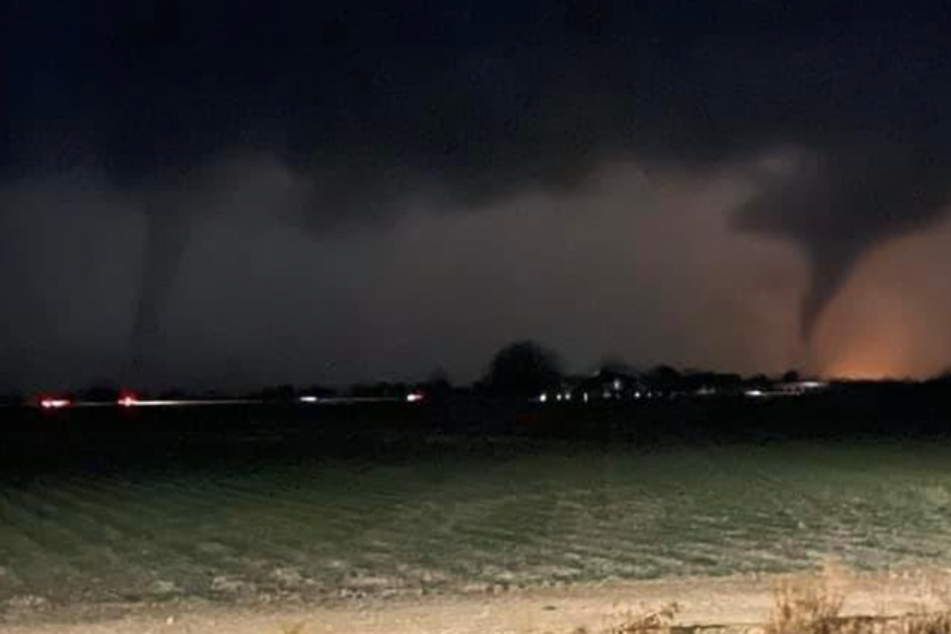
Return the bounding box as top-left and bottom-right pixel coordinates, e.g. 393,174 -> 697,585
250,384 -> 297,402
301,384 -> 337,398
350,382 -> 406,398
928,367 -> 951,385
419,369 -> 453,399
781,370 -> 801,383
598,358 -> 639,376
748,374 -> 771,389
0,391 -> 23,406
77,383 -> 120,402
644,365 -> 683,392
483,341 -> 563,397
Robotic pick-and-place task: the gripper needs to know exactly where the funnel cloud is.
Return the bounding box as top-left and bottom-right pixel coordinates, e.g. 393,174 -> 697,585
5,1 -> 951,386
736,146 -> 951,338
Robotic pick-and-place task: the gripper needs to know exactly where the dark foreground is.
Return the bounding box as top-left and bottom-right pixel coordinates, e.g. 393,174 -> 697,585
4,382 -> 951,474
3,386 -> 951,618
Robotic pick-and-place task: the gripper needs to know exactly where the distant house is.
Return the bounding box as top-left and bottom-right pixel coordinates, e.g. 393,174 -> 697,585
777,380 -> 828,395
573,369 -> 646,403
743,379 -> 828,399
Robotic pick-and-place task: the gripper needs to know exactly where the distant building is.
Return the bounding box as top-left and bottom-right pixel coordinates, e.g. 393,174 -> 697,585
777,380 -> 828,395
573,369 -> 646,402
744,380 -> 828,398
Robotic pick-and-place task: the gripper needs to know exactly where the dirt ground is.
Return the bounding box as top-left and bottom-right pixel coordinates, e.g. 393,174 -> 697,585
3,568 -> 950,634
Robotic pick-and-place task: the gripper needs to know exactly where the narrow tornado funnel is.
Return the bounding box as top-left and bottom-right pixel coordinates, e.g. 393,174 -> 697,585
735,145 -> 951,344
129,205 -> 191,387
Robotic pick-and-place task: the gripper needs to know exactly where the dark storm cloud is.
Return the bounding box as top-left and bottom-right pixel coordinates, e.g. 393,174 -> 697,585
11,2 -> 949,190
5,1 -> 951,382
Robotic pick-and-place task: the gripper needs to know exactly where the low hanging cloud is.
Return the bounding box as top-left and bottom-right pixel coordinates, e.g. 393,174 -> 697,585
5,1 -> 951,384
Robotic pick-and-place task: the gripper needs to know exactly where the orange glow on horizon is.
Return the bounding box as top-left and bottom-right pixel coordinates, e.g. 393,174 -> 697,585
813,324 -> 911,381
807,240 -> 919,382
803,215 -> 951,383
812,322 -> 913,381
820,359 -> 902,381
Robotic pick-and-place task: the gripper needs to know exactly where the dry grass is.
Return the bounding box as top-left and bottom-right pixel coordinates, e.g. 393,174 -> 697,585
764,574 -> 951,634
903,611 -> 951,634
601,566 -> 951,634
267,569 -> 951,634
766,583 -> 846,634
606,602 -> 681,633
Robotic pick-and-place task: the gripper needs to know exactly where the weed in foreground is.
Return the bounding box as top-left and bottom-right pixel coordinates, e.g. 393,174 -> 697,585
607,601 -> 680,633
765,579 -> 951,634
767,583 -> 845,634
905,611 -> 951,634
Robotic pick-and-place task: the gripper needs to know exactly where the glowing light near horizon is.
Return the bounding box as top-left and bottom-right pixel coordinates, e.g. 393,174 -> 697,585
40,398 -> 71,409
809,244 -> 922,382
299,395 -> 320,404
118,394 -> 139,408
821,355 -> 904,381
406,392 -> 424,403
124,399 -> 255,407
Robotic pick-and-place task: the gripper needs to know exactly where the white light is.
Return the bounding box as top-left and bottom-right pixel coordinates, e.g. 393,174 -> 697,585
613,379 -> 623,391
118,396 -> 139,408
556,393 -> 563,402
406,392 -> 424,403
745,389 -> 764,398
41,398 -> 70,409
127,399 -> 189,407
583,392 -> 589,403
299,396 -> 320,404
564,392 -> 572,401
538,393 -> 548,403
634,391 -> 641,399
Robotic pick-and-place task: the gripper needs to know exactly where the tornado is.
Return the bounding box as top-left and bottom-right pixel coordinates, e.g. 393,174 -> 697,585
129,204 -> 191,386
736,145 -> 951,341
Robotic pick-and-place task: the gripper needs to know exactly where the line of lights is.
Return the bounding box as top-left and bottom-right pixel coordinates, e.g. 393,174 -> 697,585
40,398 -> 71,409
34,393 -> 430,410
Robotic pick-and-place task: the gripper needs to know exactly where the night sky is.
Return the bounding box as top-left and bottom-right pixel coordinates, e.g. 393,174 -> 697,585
4,1 -> 951,390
